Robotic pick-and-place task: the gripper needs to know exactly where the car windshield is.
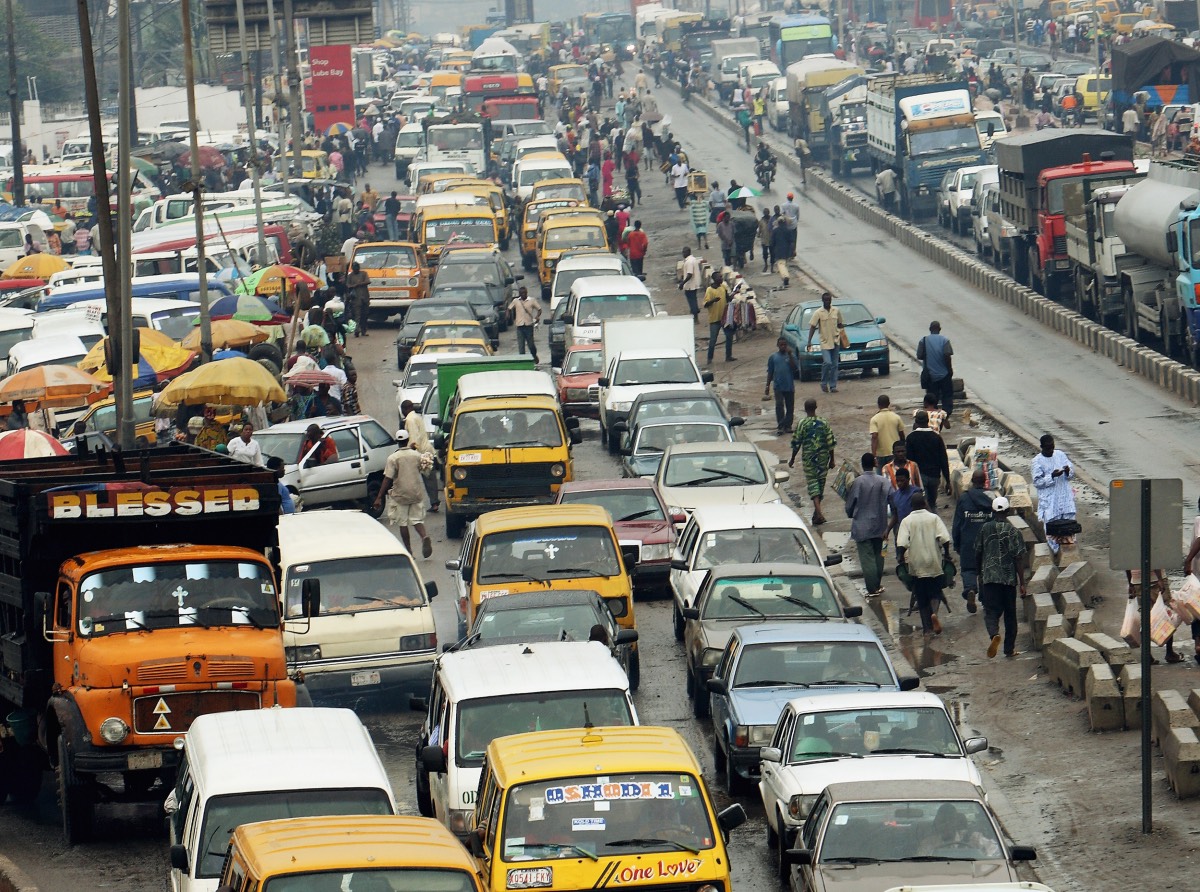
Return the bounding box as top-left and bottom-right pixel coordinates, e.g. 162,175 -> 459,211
791,706 -> 961,762
418,322 -> 482,342
819,799 -> 1003,863
576,294 -> 653,325
452,407 -> 562,449
909,125 -> 980,156
546,225 -> 606,247
403,364 -> 437,388
284,555 -> 426,617
694,527 -> 818,568
456,690 -> 633,765
424,217 -> 494,245
558,487 -> 665,522
356,246 -> 418,268
151,308 -> 200,340
613,356 -> 696,386
529,201 -> 578,227
633,397 -> 722,423
635,423 -> 729,454
533,184 -> 586,202
408,303 -> 473,327
702,574 -> 839,620
437,260 -> 501,286
732,641 -> 892,688
474,601 -> 608,642
502,772 -> 715,860
798,302 -> 874,328
429,127 -> 483,150
477,525 -> 621,581
433,288 -> 492,310
520,166 -> 571,186
264,869 -> 477,892
662,451 -> 767,487
562,349 -> 602,374
198,789 -> 392,877
397,130 -> 424,148
76,559 -> 279,637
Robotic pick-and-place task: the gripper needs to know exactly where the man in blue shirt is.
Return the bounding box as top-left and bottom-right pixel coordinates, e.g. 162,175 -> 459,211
764,338 -> 800,434
887,466 -> 919,546
846,453 -> 894,595
916,320 -> 955,414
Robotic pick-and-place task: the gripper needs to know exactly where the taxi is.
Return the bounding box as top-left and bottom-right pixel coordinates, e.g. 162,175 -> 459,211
351,240 -> 429,320
520,197 -> 582,269
415,203 -> 500,265
468,725 -> 746,892
529,177 -> 588,206
447,180 -> 511,251
411,319 -> 492,357
536,209 -> 608,297
296,149 -> 332,179
548,62 -> 588,95
218,815 -> 482,891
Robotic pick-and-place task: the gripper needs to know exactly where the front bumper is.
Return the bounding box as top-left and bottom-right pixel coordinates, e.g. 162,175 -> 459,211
801,345 -> 889,374
73,744 -> 183,775
632,559 -> 671,588
562,399 -> 600,419
370,287 -> 422,311
728,742 -> 764,780
446,493 -> 557,518
290,655 -> 435,703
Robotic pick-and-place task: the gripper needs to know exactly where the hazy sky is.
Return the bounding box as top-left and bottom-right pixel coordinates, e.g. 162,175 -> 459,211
402,0 -> 624,34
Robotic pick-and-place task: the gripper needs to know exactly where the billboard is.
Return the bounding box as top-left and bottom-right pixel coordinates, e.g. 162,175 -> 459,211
308,44 -> 355,135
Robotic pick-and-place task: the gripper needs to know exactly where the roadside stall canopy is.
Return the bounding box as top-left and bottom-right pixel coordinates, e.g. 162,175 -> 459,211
1111,36 -> 1200,104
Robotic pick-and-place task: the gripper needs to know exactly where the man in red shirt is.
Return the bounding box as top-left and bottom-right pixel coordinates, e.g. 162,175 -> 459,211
626,219 -> 649,278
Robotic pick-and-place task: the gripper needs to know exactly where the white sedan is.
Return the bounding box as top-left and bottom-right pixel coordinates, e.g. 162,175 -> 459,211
655,441 -> 789,518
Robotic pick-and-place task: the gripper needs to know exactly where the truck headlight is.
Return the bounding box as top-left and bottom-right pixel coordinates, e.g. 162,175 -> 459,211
544,259 -> 553,267
526,229 -> 535,237
866,338 -> 887,349
99,717 -> 129,744
701,647 -> 721,668
550,462 -> 566,478
641,543 -> 670,561
286,644 -> 322,662
407,276 -> 419,286
448,807 -> 474,833
452,467 -> 468,482
611,401 -> 632,412
564,387 -> 589,400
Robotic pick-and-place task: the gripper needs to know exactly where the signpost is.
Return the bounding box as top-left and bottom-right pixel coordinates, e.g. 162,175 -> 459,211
1109,477 -> 1183,834
307,45 -> 355,136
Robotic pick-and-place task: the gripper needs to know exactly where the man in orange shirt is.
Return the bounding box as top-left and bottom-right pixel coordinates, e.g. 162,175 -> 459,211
626,220 -> 648,278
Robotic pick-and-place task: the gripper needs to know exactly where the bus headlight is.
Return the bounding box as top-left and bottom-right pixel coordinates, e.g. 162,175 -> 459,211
550,463 -> 565,477
452,467 -> 468,482
100,717 -> 129,744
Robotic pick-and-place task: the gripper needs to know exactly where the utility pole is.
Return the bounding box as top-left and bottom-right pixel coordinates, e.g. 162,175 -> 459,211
266,0 -> 289,194
116,0 -> 135,450
5,0 -> 23,207
180,0 -> 213,364
129,0 -> 141,147
236,0 -> 269,263
282,0 -> 305,186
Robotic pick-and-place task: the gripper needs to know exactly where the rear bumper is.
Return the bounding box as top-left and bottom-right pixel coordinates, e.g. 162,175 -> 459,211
291,656 -> 435,702
633,560 -> 671,588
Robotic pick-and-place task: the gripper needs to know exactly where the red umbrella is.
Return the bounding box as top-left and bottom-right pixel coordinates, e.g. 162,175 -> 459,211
283,369 -> 338,389
0,428 -> 69,459
179,146 -> 227,170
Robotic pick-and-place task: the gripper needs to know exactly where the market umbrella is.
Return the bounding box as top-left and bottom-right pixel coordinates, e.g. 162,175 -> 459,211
0,428 -> 68,459
326,122 -> 354,136
213,348 -> 248,361
180,318 -> 268,351
129,156 -> 158,178
2,253 -> 69,280
79,335 -> 195,388
0,365 -> 109,407
727,186 -> 762,199
159,142 -> 188,161
207,292 -> 291,324
155,357 -> 286,409
236,263 -> 321,296
179,145 -> 227,170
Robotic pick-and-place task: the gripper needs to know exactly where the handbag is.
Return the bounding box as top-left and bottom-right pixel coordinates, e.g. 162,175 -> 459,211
942,558 -> 957,588
1120,598 -> 1140,646
920,367 -> 932,391
832,458 -> 857,500
1172,574 -> 1200,623
1150,595 -> 1183,646
1046,518 -> 1082,537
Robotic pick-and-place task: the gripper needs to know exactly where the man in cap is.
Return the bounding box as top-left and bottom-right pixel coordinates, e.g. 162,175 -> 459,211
974,496 -> 1027,657
373,429 -> 433,558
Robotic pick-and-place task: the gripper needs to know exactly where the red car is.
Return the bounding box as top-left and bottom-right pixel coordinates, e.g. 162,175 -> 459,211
372,194 -> 416,241
553,344 -> 602,419
555,478 -> 680,594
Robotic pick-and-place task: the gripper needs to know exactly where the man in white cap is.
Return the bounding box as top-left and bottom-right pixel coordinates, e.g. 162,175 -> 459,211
973,496 -> 1027,658
372,429 -> 433,558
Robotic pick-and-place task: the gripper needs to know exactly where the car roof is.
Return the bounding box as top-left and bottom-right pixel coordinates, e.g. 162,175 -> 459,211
456,369 -> 555,401
705,562 -> 832,581
664,440 -> 757,457
823,778 -> 985,804
255,414 -> 378,435
278,510 -> 412,564
731,621 -> 883,645
436,640 -> 628,699
475,503 -> 612,533
555,254 -> 626,272
569,275 -> 651,298
631,388 -> 721,406
558,477 -> 657,494
487,726 -> 696,788
782,690 -> 948,715
634,415 -> 730,430
689,503 -> 807,529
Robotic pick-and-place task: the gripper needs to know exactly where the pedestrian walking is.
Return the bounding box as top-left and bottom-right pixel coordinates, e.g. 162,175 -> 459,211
875,166 -> 898,212
764,337 -> 799,432
383,191 -> 402,240
882,441 -> 923,490
372,430 -> 434,558
952,469 -> 993,613
897,491 -> 952,635
770,209 -> 790,286
789,398 -> 837,525
333,190 -> 354,239
735,104 -> 752,151
688,197 -> 710,249
679,246 -> 702,321
758,208 -> 773,273
847,453 -> 893,595
704,272 -> 733,364
708,180 -> 727,223
627,220 -> 649,278
345,262 -> 371,337
781,192 -> 800,259
402,398 -> 440,512
869,394 -> 905,461
624,153 -> 642,206
975,496 -> 1027,657
806,292 -> 844,393
508,286 -> 542,362
915,392 -> 950,433
670,156 -> 690,209
226,422 -> 265,467
731,205 -> 758,270
905,410 -> 951,509
715,212 -> 734,267
1032,434 -> 1077,554
916,321 -> 955,414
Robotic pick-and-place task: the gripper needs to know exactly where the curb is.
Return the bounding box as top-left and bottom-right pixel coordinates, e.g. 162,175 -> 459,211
0,855 -> 38,892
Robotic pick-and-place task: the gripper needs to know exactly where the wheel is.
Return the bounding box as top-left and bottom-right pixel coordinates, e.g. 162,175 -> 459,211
724,744 -> 744,796
499,235 -> 510,251
1072,272 -> 1088,316
691,668 -> 709,719
766,807 -> 779,849
713,732 -> 726,775
57,735 -> 93,845
831,154 -> 842,177
1124,286 -> 1138,340
776,812 -> 792,880
798,363 -> 814,383
672,602 -> 684,641
876,360 -> 890,376
974,236 -> 983,256
445,510 -> 466,539
1162,313 -> 1176,358
248,342 -> 284,374
1026,248 -> 1041,294
606,424 -> 620,454
1188,331 -> 1200,370
685,660 -> 694,697
628,649 -> 640,691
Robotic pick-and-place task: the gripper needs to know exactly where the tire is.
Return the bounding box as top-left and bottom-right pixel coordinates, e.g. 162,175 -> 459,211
877,360 -> 890,376
766,807 -> 779,849
776,814 -> 792,880
691,668 -> 709,719
248,343 -> 284,375
1027,247 -> 1042,294
607,424 -> 621,454
724,745 -> 744,796
1124,286 -> 1138,340
499,235 -> 510,251
685,661 -> 694,697
445,510 -> 466,539
1163,314 -> 1176,358
798,363 -> 814,383
672,602 -> 684,641
57,736 -> 93,846
831,154 -> 842,177
974,237 -> 983,256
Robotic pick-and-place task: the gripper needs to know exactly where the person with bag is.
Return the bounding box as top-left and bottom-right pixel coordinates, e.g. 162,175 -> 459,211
806,291 -> 845,393
952,469 -> 993,614
704,272 -> 734,364
897,491 -> 952,635
1032,434 -> 1078,555
974,496 -> 1027,658
846,453 -> 892,595
1125,568 -> 1193,664
401,398 -> 440,513
789,398 -> 837,525
916,320 -> 955,414
905,410 -> 952,510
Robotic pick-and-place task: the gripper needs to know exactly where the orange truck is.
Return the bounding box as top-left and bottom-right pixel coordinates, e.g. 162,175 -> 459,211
0,444 -> 307,843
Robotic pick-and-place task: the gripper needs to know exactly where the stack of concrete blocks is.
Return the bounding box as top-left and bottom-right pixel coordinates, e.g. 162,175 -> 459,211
1153,689 -> 1200,798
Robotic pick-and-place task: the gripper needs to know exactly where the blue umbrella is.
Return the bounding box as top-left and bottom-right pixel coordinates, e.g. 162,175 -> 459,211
213,349 -> 248,361
207,293 -> 290,324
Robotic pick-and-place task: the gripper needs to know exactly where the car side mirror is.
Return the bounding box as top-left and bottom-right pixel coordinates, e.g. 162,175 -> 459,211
671,512 -> 687,524
409,695 -> 428,711
964,736 -> 988,754
614,628 -> 638,645
425,581 -> 438,600
681,606 -> 699,620
671,557 -> 688,571
701,371 -> 715,384
899,675 -> 921,691
505,276 -> 515,284
784,848 -> 813,866
445,559 -> 461,572
569,428 -> 583,445
433,433 -> 446,450
421,744 -> 448,774
773,469 -> 790,483
612,421 -> 628,433
1010,845 -> 1038,862
823,554 -> 843,567
948,184 -> 958,192
729,416 -> 744,427
597,376 -> 609,387
169,845 -> 190,872
561,314 -> 574,324
876,316 -> 886,324
301,579 -> 320,618
760,745 -> 782,764
706,677 -> 728,695
1168,230 -> 1179,255
717,803 -> 747,834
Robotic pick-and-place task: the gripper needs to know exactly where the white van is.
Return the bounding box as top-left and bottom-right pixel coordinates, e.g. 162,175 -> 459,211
277,511 -> 438,703
768,76 -> 790,131
30,310 -> 105,349
7,334 -> 87,377
406,159 -> 469,190
413,640 -> 639,838
562,275 -> 654,350
165,707 -> 397,892
0,308 -> 34,362
65,297 -> 201,341
549,253 -> 631,311
394,122 -> 427,179
511,155 -> 574,202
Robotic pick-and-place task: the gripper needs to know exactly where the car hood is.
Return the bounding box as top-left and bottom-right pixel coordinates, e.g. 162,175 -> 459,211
624,454 -> 663,478
813,859 -> 1016,891
842,324 -> 883,348
727,686 -> 809,726
776,753 -> 981,796
559,372 -> 599,388
614,518 -> 673,546
660,484 -> 781,512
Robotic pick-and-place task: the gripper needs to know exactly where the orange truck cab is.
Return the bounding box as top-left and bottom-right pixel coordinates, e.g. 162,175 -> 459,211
0,445 -> 304,844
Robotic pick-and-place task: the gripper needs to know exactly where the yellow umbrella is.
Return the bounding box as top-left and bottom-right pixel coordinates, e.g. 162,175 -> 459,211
179,319 -> 269,351
80,340 -> 196,385
155,357 -> 286,408
79,328 -> 181,372
0,364 -> 109,407
2,253 -> 70,280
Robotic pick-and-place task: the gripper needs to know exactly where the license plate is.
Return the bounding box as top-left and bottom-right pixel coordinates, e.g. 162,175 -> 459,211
841,351 -> 859,361
127,751 -> 163,771
351,670 -> 381,687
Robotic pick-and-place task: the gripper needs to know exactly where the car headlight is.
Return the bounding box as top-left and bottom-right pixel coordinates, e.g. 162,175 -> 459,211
285,644 -> 322,662
550,462 -> 565,478
701,647 -> 721,668
544,259 -> 553,267
452,467 -> 468,482
573,336 -> 598,345
750,724 -> 775,745
407,276 -> 419,286
611,401 -> 632,412
99,717 -> 129,744
564,387 -> 589,400
668,506 -> 687,518
641,543 -> 671,561
866,338 -> 887,349
807,344 -> 821,353
789,793 -> 819,820
525,229 -> 535,237
448,807 -> 474,833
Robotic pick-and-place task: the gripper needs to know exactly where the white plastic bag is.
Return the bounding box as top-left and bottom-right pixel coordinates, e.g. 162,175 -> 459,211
1120,598 -> 1140,647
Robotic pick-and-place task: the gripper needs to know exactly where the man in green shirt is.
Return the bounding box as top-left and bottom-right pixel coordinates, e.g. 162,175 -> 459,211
974,496 -> 1027,658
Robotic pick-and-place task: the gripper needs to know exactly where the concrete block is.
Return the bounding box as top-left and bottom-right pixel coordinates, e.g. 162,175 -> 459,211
1052,589 -> 1083,620
1188,689 -> 1200,722
1053,561 -> 1095,594
1044,636 -> 1103,698
1070,608 -> 1097,639
1152,689 -> 1200,747
1120,665 -> 1143,730
1025,591 -> 1055,629
1054,540 -> 1081,566
1085,663 -> 1125,731
1163,727 -> 1200,799
1028,564 -> 1059,595
1030,542 -> 1054,570
1039,612 -> 1066,650
1006,514 -> 1037,546
1081,631 -> 1134,668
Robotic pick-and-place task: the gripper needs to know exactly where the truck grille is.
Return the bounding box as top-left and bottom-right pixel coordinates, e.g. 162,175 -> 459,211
462,462 -> 557,499
587,385 -> 600,402
132,690 -> 261,734
137,657 -> 257,683
1053,235 -> 1067,255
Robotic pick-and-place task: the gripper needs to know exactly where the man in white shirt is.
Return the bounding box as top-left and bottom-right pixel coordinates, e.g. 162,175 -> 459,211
679,246 -> 702,322
1122,106 -> 1141,140
227,422 -> 265,468
342,233 -> 360,264
671,157 -> 690,209
897,491 -> 952,635
322,350 -> 349,402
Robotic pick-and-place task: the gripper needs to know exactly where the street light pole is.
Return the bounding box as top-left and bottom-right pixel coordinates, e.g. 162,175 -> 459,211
180,0 -> 213,364
266,0 -> 289,196
5,0 -> 23,207
282,0 -> 305,196
235,0 -> 269,263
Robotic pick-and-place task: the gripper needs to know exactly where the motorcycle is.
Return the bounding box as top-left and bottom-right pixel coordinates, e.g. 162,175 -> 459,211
755,155 -> 776,190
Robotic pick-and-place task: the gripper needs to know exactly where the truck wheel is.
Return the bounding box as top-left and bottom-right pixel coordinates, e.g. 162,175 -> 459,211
57,736 -> 93,845
445,510 -> 466,539
1027,248 -> 1042,294
1188,333 -> 1200,371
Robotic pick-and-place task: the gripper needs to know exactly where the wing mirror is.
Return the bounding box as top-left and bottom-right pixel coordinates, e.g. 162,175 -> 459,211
301,579 -> 320,618
964,736 -> 988,754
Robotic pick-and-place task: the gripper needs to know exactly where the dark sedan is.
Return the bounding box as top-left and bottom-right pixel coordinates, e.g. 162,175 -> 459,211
780,299 -> 890,381
394,298 -> 480,369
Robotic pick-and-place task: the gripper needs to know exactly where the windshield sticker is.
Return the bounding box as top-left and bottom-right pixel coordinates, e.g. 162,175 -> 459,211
680,785 -> 693,797
529,797 -> 545,822
572,817 -> 605,831
458,453 -> 482,463
507,867 -> 553,889
612,859 -> 703,884
594,801 -> 610,811
545,781 -> 674,804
